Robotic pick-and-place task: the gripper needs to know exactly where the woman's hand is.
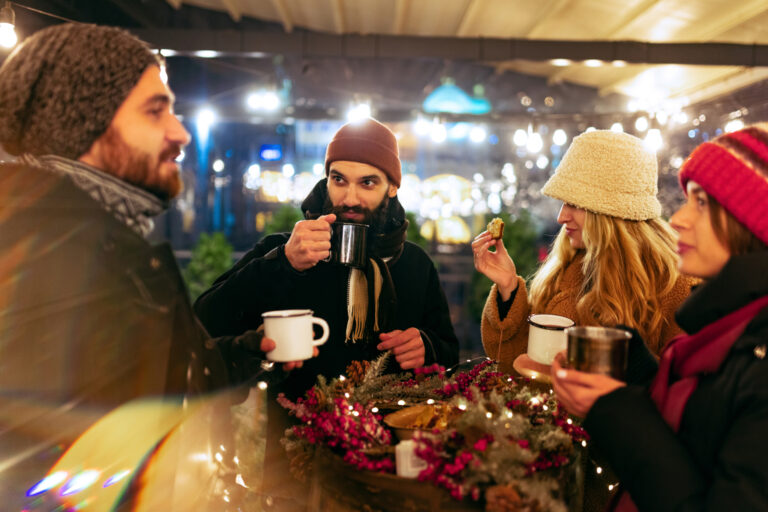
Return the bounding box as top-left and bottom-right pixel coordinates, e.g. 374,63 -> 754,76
471,231 -> 518,300
551,352 -> 626,418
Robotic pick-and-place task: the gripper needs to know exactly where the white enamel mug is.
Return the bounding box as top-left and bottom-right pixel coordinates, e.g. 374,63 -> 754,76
526,314 -> 574,365
262,309 -> 329,362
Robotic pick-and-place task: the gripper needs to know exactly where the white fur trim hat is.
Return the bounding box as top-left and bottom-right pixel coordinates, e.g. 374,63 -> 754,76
541,130 -> 661,220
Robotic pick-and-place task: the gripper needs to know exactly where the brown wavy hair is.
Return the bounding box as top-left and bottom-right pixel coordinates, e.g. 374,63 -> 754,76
707,197 -> 767,255
529,211 -> 681,347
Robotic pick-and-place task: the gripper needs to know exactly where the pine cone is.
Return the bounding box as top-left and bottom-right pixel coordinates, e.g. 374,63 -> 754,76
485,485 -> 523,512
287,447 -> 313,483
346,360 -> 371,386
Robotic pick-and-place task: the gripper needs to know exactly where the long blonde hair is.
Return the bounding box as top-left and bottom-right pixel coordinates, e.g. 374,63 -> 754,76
529,211 -> 680,347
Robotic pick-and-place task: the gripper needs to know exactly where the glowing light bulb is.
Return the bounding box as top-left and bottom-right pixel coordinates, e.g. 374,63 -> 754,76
0,22 -> 17,49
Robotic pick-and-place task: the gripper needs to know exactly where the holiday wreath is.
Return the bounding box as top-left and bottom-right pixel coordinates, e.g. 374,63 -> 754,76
278,355 -> 587,512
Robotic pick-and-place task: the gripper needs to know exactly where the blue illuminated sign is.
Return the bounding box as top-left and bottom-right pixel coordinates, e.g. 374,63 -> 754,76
260,144 -> 283,161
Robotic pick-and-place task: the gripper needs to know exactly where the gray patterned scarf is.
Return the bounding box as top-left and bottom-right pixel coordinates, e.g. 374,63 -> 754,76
20,154 -> 166,236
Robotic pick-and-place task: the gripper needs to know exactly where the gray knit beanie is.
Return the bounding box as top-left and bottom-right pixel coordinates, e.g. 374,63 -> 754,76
541,130 -> 661,220
0,23 -> 161,159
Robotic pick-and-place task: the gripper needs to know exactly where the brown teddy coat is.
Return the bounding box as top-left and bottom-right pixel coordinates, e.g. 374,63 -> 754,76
481,255 -> 695,374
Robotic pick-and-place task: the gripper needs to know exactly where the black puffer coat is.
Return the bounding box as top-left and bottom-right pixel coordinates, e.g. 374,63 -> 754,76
584,251 -> 768,511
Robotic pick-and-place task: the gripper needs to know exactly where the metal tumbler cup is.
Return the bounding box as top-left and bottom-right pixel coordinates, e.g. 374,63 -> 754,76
566,326 -> 631,380
330,222 -> 368,268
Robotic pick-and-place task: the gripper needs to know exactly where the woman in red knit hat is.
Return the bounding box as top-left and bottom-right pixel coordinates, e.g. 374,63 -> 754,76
553,123 -> 768,511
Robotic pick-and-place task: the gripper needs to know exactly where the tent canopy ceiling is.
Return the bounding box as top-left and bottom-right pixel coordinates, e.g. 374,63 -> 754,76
166,0 -> 768,105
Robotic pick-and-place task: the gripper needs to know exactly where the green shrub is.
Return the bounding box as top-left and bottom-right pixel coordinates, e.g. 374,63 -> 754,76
265,204 -> 303,235
183,232 -> 234,302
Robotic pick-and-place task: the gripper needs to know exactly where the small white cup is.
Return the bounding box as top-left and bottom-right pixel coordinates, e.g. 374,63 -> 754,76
262,309 -> 329,362
395,440 -> 427,478
527,314 -> 574,365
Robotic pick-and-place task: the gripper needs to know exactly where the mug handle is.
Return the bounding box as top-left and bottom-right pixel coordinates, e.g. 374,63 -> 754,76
312,317 -> 330,346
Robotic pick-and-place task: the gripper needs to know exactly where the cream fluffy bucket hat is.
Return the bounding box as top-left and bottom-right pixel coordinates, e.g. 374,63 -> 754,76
541,130 -> 661,220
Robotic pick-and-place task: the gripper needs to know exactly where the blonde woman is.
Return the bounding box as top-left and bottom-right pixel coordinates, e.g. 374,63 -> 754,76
473,130 -> 694,374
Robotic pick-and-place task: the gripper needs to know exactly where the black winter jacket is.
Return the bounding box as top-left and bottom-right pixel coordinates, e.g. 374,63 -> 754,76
195,232 -> 460,399
0,162 -> 245,508
584,251 -> 768,512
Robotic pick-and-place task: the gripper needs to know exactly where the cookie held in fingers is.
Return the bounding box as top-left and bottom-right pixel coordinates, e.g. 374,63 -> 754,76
487,217 -> 505,240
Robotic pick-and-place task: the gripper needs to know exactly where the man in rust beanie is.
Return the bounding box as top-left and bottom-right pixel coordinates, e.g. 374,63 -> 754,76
324,117 -> 402,187
194,117 -> 458,510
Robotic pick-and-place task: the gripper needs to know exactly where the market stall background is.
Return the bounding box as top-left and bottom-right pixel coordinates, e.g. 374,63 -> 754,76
3,0 -> 768,353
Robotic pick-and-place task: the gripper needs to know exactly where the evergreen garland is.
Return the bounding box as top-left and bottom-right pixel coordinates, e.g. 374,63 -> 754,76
277,357 -> 587,511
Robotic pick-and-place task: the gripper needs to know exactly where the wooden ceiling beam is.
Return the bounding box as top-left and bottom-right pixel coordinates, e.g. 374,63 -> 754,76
269,0 -> 294,33
545,0 -> 659,83
677,0 -> 768,41
165,0 -> 182,9
331,0 -> 345,34
526,0 -> 571,39
132,28 -> 768,66
456,0 -> 483,37
604,0 -> 661,38
669,67 -> 768,105
220,0 -> 242,22
393,0 -> 410,34
597,0 -> 768,96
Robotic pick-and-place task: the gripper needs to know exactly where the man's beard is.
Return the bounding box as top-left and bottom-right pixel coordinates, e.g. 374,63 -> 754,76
99,126 -> 183,201
323,195 -> 391,234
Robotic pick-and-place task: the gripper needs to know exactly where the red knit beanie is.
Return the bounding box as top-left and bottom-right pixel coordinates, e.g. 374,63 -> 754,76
325,118 -> 401,188
678,123 -> 768,245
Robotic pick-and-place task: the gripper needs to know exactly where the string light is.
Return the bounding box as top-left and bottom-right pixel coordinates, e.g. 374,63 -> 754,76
725,119 -> 745,133
346,102 -> 371,122
552,129 -> 568,146
0,1 -> 17,49
644,128 -> 663,151
526,132 -> 544,153
513,129 -> 528,146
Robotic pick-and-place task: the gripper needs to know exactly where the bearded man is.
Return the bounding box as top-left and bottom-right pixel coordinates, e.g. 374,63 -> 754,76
0,23 -> 288,509
194,117 -> 459,510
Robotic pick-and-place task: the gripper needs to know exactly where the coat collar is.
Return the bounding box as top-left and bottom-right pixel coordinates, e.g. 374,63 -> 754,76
675,250 -> 768,335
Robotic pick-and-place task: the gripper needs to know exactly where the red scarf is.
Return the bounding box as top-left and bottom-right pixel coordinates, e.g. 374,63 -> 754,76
613,294 -> 768,512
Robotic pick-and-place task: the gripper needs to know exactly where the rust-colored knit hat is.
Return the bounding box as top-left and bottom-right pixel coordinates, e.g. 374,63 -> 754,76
325,118 -> 401,188
678,123 -> 768,245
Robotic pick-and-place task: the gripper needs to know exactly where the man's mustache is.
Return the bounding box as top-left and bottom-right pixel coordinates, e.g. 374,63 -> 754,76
160,144 -> 184,162
334,205 -> 368,215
